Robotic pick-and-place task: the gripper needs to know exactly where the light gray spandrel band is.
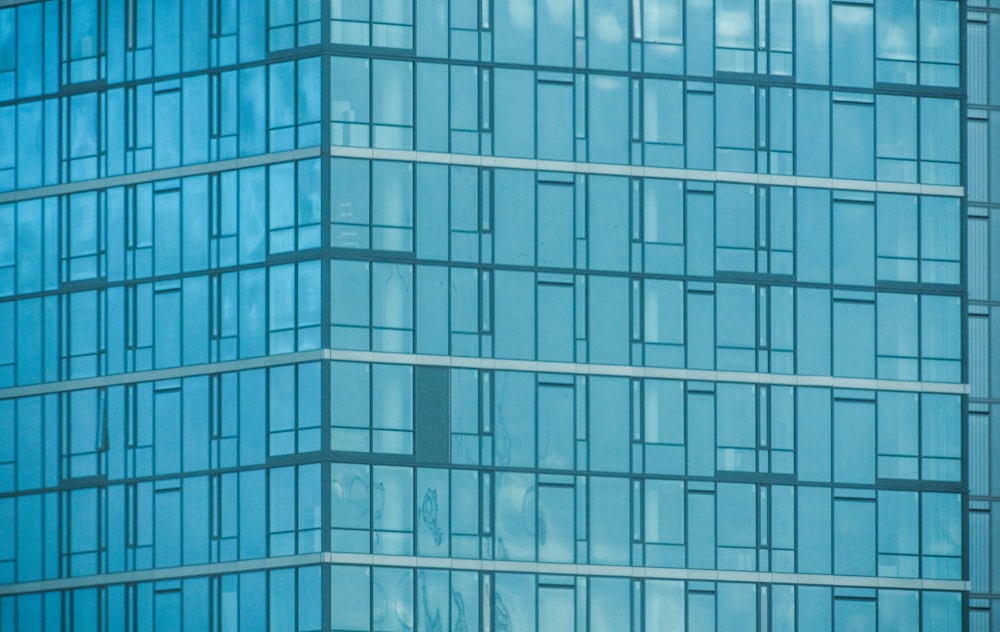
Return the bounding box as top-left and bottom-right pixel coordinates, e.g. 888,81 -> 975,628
330,147 -> 965,197
0,348 -> 970,400
0,552 -> 970,596
0,148 -> 322,204
0,146 -> 962,205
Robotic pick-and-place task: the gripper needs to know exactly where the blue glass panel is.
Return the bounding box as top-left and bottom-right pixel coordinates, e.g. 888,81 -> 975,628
876,95 -> 917,182
416,63 -> 448,152
590,578 -> 629,631
832,102 -> 874,180
331,158 -> 370,248
877,293 -> 918,380
372,59 -> 413,149
877,392 -> 918,479
795,90 -> 830,177
685,0 -> 713,75
494,69 -> 534,158
494,271 -> 534,360
919,196 -> 960,283
238,67 -> 266,155
717,483 -> 756,570
494,472 -> 535,560
878,491 -> 919,577
538,0 -> 573,67
716,284 -> 755,370
918,0 -> 959,85
372,161 -> 413,251
716,383 -> 755,471
831,4 -> 873,87
715,0 -> 755,72
537,282 -> 573,362
332,566 -> 372,630
835,598 -> 875,632
834,400 -> 875,484
590,476 -> 629,564
495,573 -> 535,631
834,498 -> 875,576
371,263 -> 412,352
536,79 -> 575,163
717,583 -> 756,632
587,0 -> 628,70
643,80 -> 684,166
588,276 -> 629,364
919,98 -> 960,184
494,169 -> 534,266
715,184 -> 755,271
331,57 -> 371,148
537,181 -> 574,268
921,492 -> 961,578
589,377 -> 629,472
920,295 -> 961,382
494,0 -> 534,64
537,483 -> 574,562
878,590 -> 919,631
876,1 -> 917,83
797,587 -> 832,632
921,591 -> 962,630
494,372 -> 534,468
833,299 -> 874,378
588,176 -> 629,271
588,76 -> 629,164
797,388 -> 831,482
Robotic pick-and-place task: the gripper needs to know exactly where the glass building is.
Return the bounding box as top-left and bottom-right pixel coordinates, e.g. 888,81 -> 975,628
967,1 -> 1000,631
0,0 -> 978,629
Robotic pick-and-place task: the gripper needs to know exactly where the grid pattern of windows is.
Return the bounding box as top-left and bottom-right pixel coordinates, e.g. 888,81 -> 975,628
0,0 -> 972,630
967,1 -> 1000,630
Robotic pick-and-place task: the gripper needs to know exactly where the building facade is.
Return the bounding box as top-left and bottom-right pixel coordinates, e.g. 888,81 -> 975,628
0,0 -> 975,630
967,1 -> 1000,630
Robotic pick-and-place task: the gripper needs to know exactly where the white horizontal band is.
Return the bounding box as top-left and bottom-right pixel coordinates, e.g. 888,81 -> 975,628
0,145 -> 961,206
0,551 -> 969,595
331,146 -> 964,197
0,348 -> 969,400
0,148 -> 322,204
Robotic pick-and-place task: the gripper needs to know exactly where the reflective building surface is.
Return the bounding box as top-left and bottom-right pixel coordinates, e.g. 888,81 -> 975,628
967,1 -> 1000,630
0,0 -> 976,630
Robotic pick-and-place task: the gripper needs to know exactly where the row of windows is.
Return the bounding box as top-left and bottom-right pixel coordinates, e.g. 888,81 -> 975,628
0,468 -> 320,583
969,306 -> 1000,401
0,160 -> 324,293
967,0 -> 1000,612
0,464 -> 962,583
0,566 -> 964,632
0,58 -> 320,191
969,209 -> 1000,303
0,0 -> 962,97
332,465 -> 961,578
971,502 -> 1000,597
336,568 -> 961,632
0,0 -> 319,93
0,161 -> 962,293
332,60 -> 962,183
0,265 -> 963,388
398,0 -> 963,89
967,10 -> 1000,107
334,161 -> 961,284
967,406 -> 999,498
335,265 -> 962,381
436,368 -> 962,483
0,363 -> 960,491
0,567 -> 322,632
0,66 -> 964,193
967,109 -> 1000,205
